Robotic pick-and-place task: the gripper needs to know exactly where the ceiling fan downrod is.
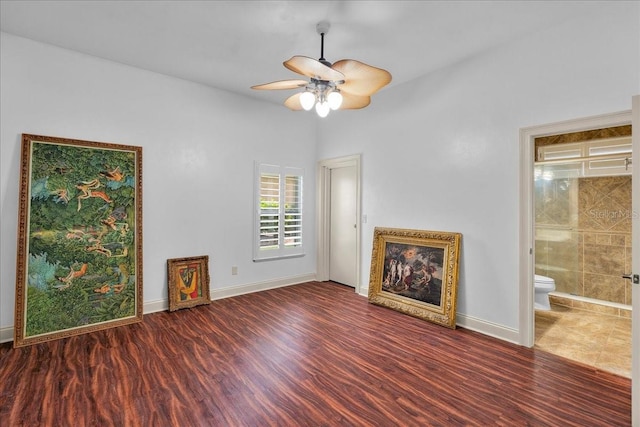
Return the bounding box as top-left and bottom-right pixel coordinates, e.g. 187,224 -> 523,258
316,21 -> 331,67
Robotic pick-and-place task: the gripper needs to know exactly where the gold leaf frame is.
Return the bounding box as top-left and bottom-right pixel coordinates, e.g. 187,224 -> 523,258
14,134 -> 143,347
167,255 -> 211,311
368,227 -> 461,329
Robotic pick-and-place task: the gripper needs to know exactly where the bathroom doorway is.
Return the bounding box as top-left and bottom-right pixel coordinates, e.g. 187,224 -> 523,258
520,104 -> 640,422
518,109 -> 634,362
532,126 -> 632,377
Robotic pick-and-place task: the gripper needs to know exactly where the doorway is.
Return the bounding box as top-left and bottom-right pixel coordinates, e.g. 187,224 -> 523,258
532,127 -> 632,377
317,154 -> 362,292
519,105 -> 638,423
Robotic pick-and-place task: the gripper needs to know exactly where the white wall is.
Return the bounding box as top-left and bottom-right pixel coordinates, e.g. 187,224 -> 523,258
2,2 -> 639,345
317,4 -> 640,340
0,33 -> 318,339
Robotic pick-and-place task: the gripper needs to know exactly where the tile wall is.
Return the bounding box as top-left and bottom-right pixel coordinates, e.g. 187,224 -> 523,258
535,175 -> 632,306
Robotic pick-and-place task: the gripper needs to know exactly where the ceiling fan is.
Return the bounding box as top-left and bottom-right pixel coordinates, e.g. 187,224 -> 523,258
251,21 -> 392,118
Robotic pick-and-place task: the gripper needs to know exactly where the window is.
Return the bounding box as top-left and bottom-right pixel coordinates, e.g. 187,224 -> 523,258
254,163 -> 304,261
536,136 -> 632,177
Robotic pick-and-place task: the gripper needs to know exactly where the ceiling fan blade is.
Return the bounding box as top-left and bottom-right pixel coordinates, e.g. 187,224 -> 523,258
251,79 -> 309,90
332,59 -> 392,96
284,56 -> 345,81
339,92 -> 371,110
284,93 -> 304,111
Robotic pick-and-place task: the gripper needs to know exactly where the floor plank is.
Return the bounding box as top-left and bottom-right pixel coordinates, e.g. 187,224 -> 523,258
0,281 -> 631,426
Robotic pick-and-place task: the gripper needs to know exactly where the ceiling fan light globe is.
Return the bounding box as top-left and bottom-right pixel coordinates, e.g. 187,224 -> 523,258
316,101 -> 330,118
300,91 -> 316,111
327,91 -> 343,110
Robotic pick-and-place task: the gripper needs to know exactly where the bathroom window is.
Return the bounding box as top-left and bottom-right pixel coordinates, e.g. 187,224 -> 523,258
537,136 -> 631,177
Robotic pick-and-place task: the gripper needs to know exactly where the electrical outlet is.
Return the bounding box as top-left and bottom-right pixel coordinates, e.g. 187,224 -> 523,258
231,266 -> 238,275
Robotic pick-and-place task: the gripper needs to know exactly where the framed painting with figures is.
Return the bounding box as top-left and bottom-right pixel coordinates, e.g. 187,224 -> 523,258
368,227 -> 461,329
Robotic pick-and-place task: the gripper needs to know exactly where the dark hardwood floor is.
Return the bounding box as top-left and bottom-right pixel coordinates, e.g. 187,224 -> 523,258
0,281 -> 631,426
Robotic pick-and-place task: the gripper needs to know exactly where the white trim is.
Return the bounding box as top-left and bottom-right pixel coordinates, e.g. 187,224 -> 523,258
456,313 -> 520,345
631,95 -> 639,427
0,327 -> 13,344
0,274 -> 316,344
210,273 -> 316,300
316,154 -> 362,293
519,110 -> 632,347
143,299 -> 168,314
347,289 -> 520,344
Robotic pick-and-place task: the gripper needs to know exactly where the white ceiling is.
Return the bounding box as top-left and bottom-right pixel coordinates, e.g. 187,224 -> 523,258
0,1 -> 607,106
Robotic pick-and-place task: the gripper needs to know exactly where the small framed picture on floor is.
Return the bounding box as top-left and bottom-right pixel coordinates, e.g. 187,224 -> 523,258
167,255 -> 211,311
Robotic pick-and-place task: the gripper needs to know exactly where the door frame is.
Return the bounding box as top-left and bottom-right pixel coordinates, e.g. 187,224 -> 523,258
631,95 -> 639,427
317,154 -> 362,293
518,109 -> 632,347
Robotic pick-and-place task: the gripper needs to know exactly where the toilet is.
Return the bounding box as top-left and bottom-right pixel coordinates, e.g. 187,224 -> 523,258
534,274 -> 555,310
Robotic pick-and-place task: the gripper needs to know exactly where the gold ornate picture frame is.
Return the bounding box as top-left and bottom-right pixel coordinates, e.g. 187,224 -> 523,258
368,227 -> 461,329
167,255 -> 211,311
14,134 -> 143,347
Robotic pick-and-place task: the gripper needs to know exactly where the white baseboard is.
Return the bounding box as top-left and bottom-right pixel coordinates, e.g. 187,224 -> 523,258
0,273 -> 317,344
358,287 -> 519,344
2,276 -> 520,346
456,312 -> 520,344
144,299 -> 168,314
211,273 -> 317,300
0,326 -> 13,344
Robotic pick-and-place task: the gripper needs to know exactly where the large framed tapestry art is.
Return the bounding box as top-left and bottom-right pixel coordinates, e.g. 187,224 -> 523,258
13,134 -> 143,347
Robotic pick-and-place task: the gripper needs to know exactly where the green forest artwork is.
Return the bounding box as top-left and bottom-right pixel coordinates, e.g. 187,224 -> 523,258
17,136 -> 142,344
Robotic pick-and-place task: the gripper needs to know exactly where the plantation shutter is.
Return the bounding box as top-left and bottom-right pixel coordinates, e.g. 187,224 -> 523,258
259,173 -> 280,249
284,174 -> 303,248
254,163 -> 304,261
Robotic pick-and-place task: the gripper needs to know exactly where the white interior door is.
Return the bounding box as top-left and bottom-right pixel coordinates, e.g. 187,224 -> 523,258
631,94 -> 639,427
317,154 -> 362,292
329,165 -> 358,287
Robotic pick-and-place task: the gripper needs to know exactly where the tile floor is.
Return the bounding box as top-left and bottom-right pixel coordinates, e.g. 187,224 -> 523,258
535,303 -> 632,378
